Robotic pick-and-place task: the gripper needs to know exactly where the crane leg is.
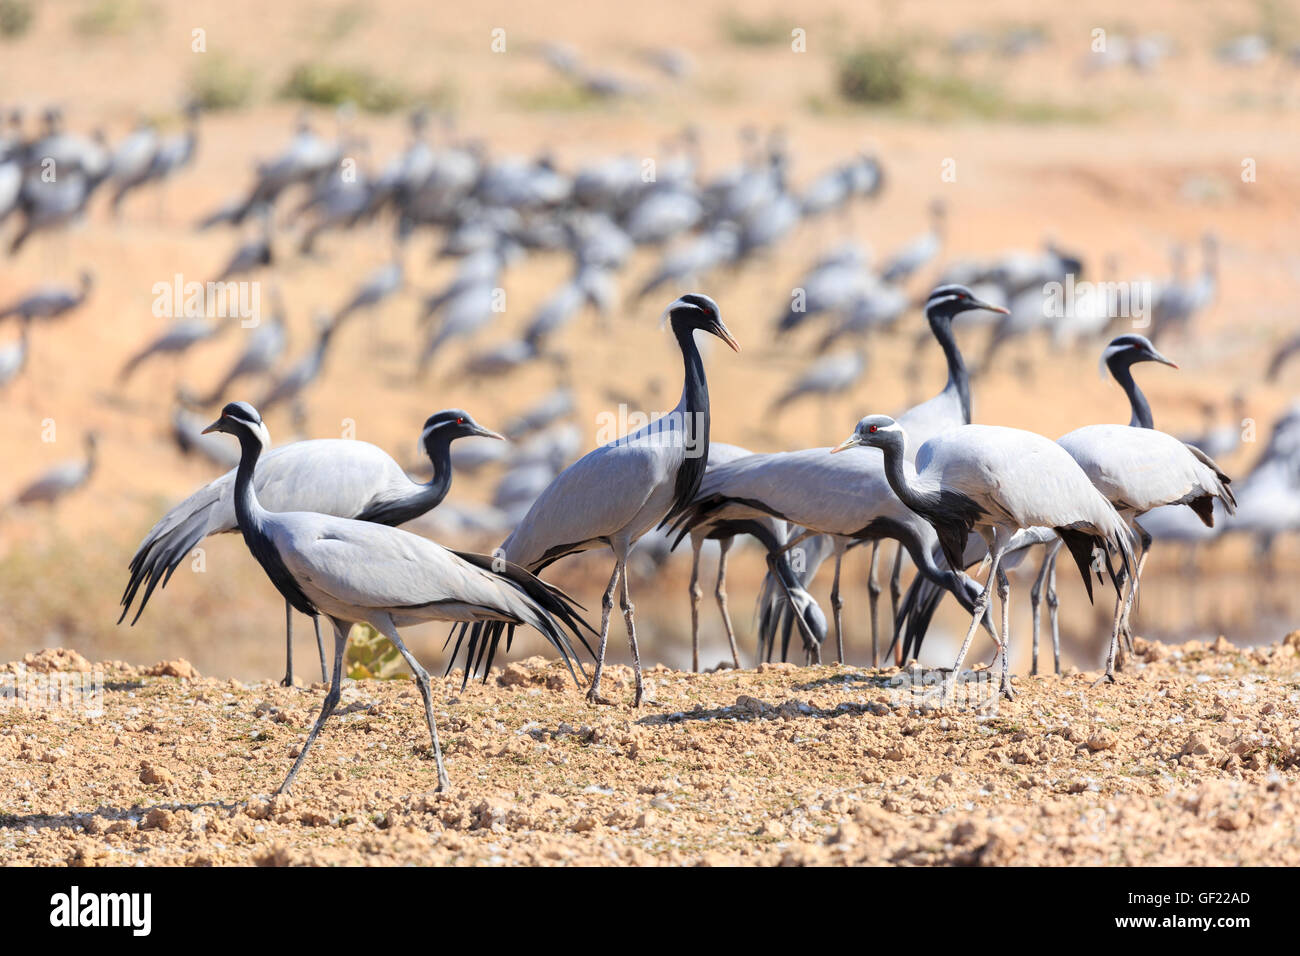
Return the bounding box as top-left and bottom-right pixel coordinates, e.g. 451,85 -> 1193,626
1120,523 -> 1152,653
277,618 -> 349,795
1094,569 -> 1128,687
313,615 -> 328,683
1029,554 -> 1045,677
768,552 -> 820,664
1029,541 -> 1062,676
830,552 -> 845,664
867,541 -> 882,668
378,618 -> 449,792
715,538 -> 741,670
1047,551 -> 1061,674
996,567 -> 1015,701
889,545 -> 904,666
586,560 -> 622,706
620,569 -> 644,707
688,543 -> 703,673
943,543 -> 1004,705
281,601 -> 295,687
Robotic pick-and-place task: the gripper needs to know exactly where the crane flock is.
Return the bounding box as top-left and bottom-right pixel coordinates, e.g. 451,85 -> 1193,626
2,102 -> 1295,797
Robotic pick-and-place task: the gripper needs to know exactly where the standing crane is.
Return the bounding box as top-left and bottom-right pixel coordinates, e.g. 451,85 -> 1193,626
832,416 -> 1136,702
119,410 -> 504,686
471,293 -> 740,706
198,402 -> 591,794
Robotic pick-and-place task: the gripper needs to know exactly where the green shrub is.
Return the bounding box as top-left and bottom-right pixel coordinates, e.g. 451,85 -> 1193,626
74,0 -> 152,36
189,53 -> 256,111
0,0 -> 32,38
837,44 -> 911,105
720,11 -> 787,47
281,61 -> 408,113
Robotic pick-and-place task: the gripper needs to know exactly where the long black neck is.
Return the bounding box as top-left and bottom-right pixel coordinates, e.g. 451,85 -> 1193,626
352,433 -> 455,527
421,434 -> 455,508
231,428 -> 317,615
1107,357 -> 1153,428
878,439 -> 944,520
930,314 -> 971,423
877,437 -> 976,570
658,316 -> 710,528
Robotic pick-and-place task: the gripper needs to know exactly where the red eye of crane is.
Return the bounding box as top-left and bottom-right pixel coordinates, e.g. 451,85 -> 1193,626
456,417 -> 464,424
869,424 -> 877,433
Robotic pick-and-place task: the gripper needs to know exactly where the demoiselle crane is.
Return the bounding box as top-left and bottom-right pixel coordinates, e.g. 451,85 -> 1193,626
832,416 -> 1136,702
880,199 -> 945,284
119,410 -> 504,686
890,334 -> 1212,674
1056,416 -> 1236,680
475,293 -> 739,706
671,440 -> 996,666
12,432 -> 98,507
679,441 -> 822,671
201,292 -> 288,405
0,271 -> 94,323
198,402 -> 591,794
257,316 -> 335,416
118,317 -> 226,384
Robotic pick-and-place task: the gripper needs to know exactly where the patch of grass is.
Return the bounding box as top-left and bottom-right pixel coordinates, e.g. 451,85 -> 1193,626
281,61 -> 409,113
345,624 -> 404,680
189,53 -> 256,111
914,73 -> 1104,123
0,0 -> 33,38
503,82 -> 603,112
834,42 -> 1103,123
837,44 -> 911,105
73,0 -> 153,36
720,10 -> 788,47
317,1 -> 369,43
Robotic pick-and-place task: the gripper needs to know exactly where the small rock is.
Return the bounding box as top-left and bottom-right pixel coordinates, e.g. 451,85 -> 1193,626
1087,731 -> 1118,752
139,762 -> 174,786
145,659 -> 200,680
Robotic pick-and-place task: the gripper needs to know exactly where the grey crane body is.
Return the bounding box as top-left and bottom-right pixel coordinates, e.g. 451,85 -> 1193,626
672,442 -> 995,664
0,272 -> 93,323
199,402 -> 591,794
880,200 -> 945,284
257,319 -> 335,415
203,308 -> 287,405
14,433 -> 97,507
119,318 -> 225,383
678,440 -> 824,671
769,349 -> 866,414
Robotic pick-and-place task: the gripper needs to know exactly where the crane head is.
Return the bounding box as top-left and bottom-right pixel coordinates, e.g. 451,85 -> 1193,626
662,292 -> 740,352
202,400 -> 271,449
420,409 -> 505,454
925,284 -> 1008,322
832,414 -> 904,454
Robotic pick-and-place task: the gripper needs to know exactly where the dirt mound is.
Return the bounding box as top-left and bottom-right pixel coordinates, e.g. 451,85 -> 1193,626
2,639 -> 1298,866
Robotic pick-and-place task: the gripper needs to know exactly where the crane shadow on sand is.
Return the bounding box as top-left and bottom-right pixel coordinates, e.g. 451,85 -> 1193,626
0,798 -> 246,837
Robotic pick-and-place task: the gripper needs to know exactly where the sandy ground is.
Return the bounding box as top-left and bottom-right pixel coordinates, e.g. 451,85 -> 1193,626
1,4 -> 1300,870
2,632 -> 1298,866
